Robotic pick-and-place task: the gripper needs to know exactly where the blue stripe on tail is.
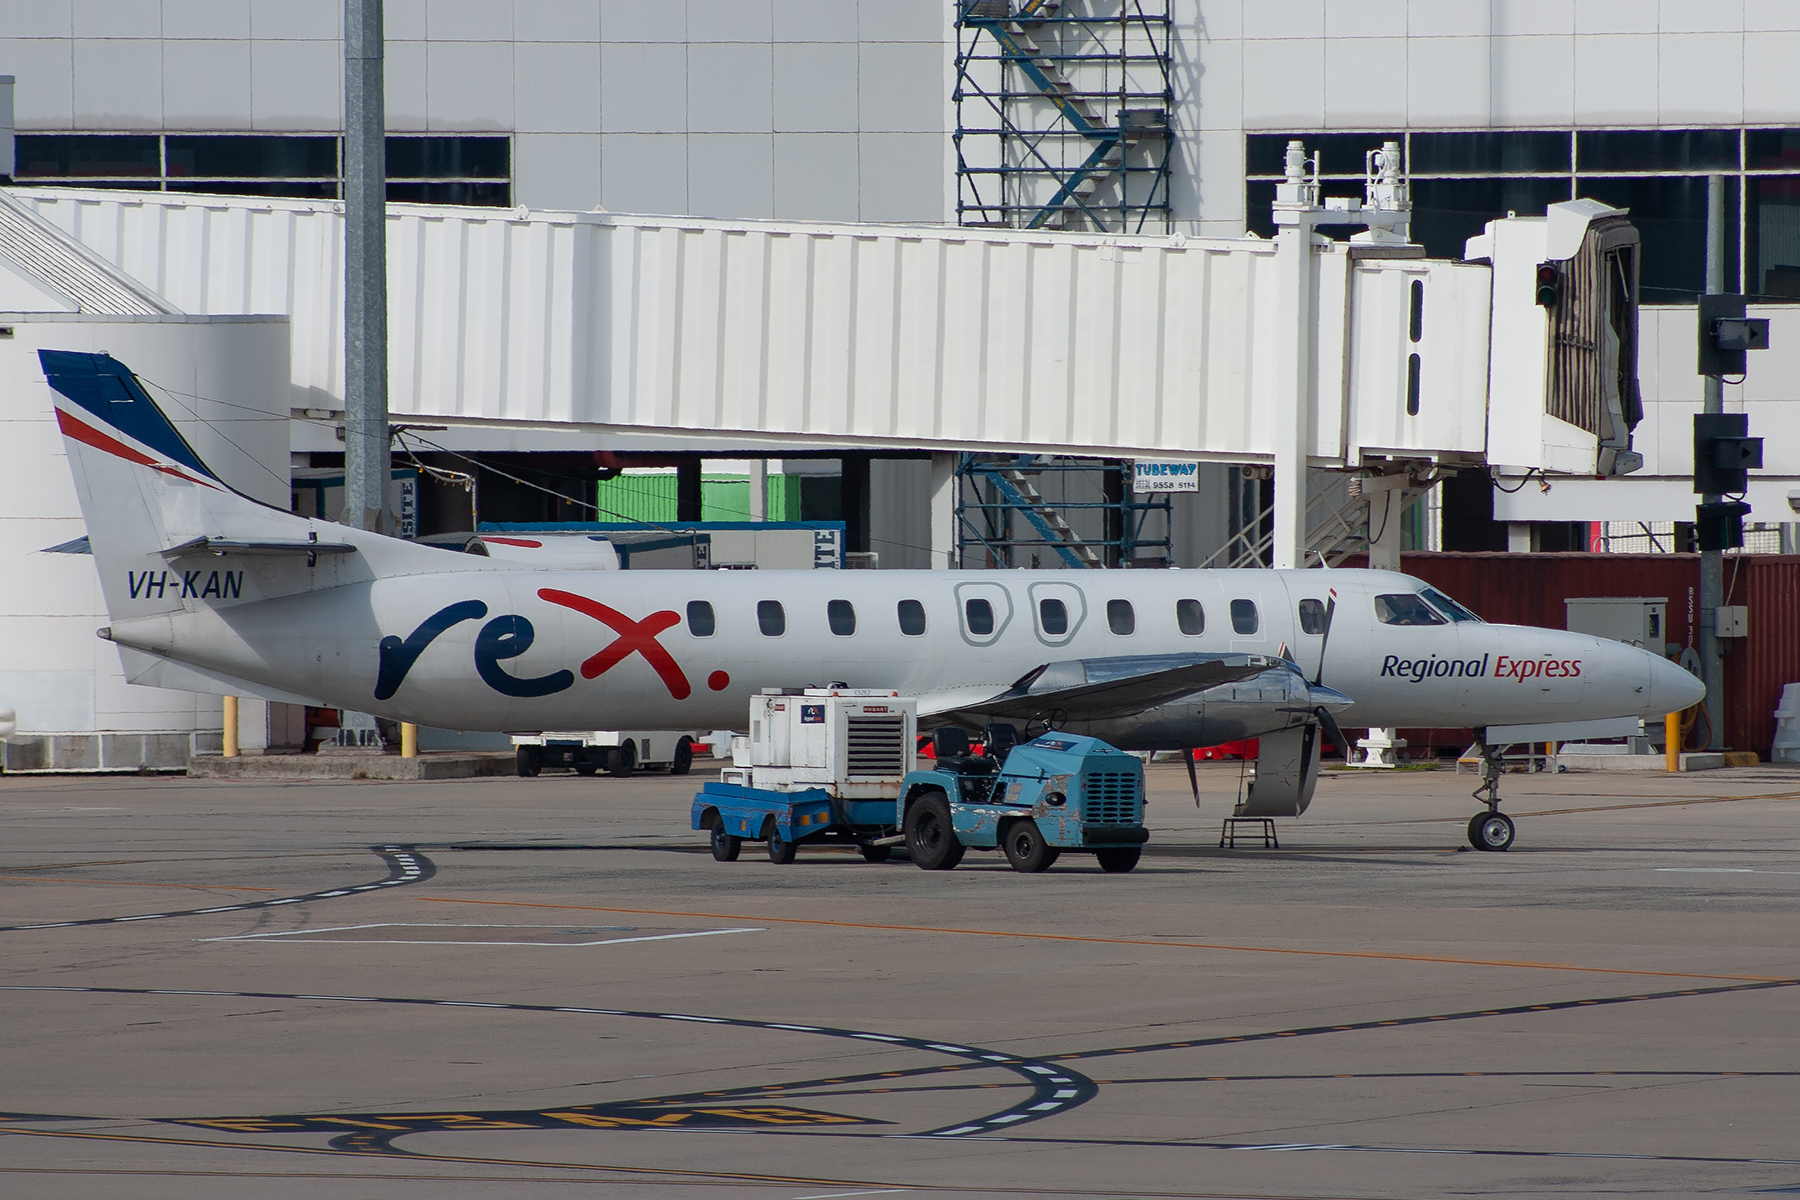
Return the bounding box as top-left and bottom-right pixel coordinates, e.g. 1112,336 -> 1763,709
38,350 -> 219,481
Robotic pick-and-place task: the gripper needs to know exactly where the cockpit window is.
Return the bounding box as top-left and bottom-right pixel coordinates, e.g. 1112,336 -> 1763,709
1421,586 -> 1482,623
1374,593 -> 1447,626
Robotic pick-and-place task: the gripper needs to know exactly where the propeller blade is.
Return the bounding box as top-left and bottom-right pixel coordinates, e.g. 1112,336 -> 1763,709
1312,590 -> 1338,687
1314,705 -> 1348,758
1185,748 -> 1200,805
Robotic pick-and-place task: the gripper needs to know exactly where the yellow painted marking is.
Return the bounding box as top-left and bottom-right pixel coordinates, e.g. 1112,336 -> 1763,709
0,1126 -> 894,1187
418,897 -> 1785,982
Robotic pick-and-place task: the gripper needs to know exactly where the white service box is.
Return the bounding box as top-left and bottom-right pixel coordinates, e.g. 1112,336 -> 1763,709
1565,597 -> 1668,651
725,689 -> 916,799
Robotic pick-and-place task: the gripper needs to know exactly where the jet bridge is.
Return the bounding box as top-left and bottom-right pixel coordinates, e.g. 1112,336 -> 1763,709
15,158 -> 1639,569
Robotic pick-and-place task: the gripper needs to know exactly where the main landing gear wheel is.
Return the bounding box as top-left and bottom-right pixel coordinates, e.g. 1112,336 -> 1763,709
858,844 -> 893,863
1468,811 -> 1515,852
1001,819 -> 1058,873
904,791 -> 965,871
763,817 -> 797,865
1095,847 -> 1141,873
709,822 -> 742,862
515,746 -> 540,778
609,739 -> 636,778
670,737 -> 694,776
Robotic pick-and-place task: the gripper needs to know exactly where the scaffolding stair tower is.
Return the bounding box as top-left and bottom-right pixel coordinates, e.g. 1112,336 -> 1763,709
957,454 -> 1171,569
955,0 -> 1172,232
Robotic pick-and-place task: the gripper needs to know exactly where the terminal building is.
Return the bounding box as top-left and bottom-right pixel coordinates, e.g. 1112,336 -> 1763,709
3,3 -> 1799,767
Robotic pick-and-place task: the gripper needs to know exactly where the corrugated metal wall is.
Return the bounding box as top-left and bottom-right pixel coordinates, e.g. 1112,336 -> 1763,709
1358,551 -> 1800,756
19,188 -> 1496,464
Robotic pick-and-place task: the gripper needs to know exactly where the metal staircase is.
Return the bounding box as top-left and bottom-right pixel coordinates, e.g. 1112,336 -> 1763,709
1201,472 -> 1394,570
954,0 -> 1171,232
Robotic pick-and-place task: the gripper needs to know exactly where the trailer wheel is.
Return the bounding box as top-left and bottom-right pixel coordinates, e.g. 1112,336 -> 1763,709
1001,819 -> 1058,873
515,746 -> 540,778
762,817 -> 797,865
709,823 -> 742,862
575,763 -> 597,777
670,737 -> 694,776
858,844 -> 892,863
904,791 -> 964,871
1095,847 -> 1141,873
609,739 -> 636,778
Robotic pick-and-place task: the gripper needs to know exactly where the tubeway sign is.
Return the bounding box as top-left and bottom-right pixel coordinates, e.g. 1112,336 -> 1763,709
1132,460 -> 1200,492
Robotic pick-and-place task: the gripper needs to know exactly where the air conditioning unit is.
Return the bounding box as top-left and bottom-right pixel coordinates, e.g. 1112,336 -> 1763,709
725,689 -> 917,799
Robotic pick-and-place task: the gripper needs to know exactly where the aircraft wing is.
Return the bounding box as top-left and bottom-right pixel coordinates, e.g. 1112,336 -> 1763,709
925,653 -> 1281,727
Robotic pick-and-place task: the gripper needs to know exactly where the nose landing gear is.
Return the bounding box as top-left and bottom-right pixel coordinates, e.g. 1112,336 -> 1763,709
1467,737 -> 1516,852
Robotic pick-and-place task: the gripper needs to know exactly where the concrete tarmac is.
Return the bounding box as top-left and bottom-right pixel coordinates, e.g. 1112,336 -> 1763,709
3,758 -> 1800,1199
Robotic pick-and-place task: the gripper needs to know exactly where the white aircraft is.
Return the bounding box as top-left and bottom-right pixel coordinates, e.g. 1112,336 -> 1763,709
41,350 -> 1702,851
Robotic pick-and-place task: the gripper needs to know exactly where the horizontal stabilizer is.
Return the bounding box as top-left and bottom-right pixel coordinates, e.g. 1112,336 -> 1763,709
161,537 -> 358,559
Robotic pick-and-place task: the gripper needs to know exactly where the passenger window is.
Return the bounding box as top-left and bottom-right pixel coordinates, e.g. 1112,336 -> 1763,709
1374,593 -> 1447,626
1298,598 -> 1327,635
1039,597 -> 1068,635
827,599 -> 856,636
757,600 -> 786,636
1176,598 -> 1204,636
686,600 -> 715,637
1230,599 -> 1259,635
965,597 -> 994,636
897,599 -> 926,636
1107,599 -> 1135,635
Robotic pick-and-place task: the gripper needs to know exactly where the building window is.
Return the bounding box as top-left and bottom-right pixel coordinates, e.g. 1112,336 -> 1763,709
13,133 -> 511,208
757,600 -> 785,637
897,599 -> 927,636
1106,599 -> 1135,635
686,600 -> 714,637
827,599 -> 856,636
1245,127 -> 1797,302
1176,598 -> 1204,635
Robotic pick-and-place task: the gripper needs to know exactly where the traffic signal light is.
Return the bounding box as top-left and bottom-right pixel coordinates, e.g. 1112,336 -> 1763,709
1693,412 -> 1763,495
1697,293 -> 1773,376
1534,262 -> 1560,307
1695,500 -> 1751,551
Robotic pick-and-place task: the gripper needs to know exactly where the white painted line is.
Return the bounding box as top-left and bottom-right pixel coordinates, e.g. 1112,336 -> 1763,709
1656,867 -> 1800,875
793,1190 -> 909,1199
198,923 -> 764,947
769,1024 -> 821,1032
1657,867 -> 1755,873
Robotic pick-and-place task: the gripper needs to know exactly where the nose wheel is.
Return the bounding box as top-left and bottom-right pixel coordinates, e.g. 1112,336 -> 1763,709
1467,737 -> 1516,852
1467,810 -> 1515,852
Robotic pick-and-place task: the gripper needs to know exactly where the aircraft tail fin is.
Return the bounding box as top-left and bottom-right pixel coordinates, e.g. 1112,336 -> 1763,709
40,349 -> 462,625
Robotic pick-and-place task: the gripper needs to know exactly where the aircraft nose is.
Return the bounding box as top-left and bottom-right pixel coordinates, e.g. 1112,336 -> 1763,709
1309,683 -> 1354,713
1645,651 -> 1705,717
